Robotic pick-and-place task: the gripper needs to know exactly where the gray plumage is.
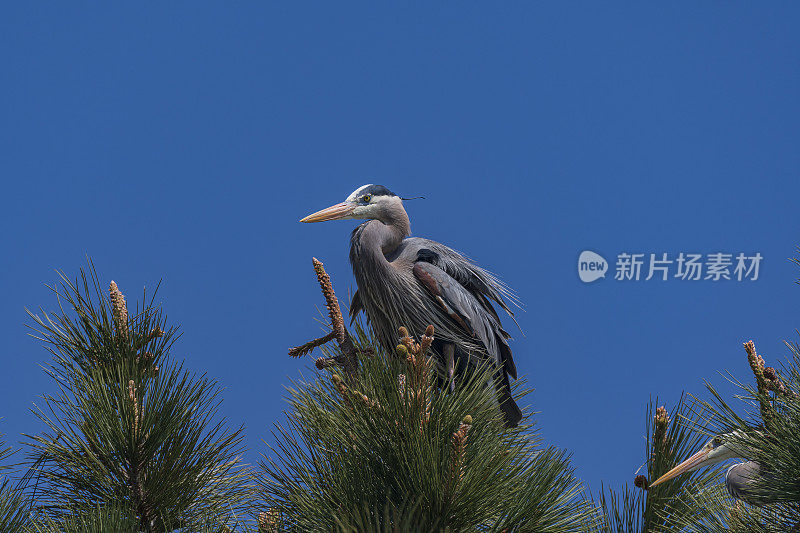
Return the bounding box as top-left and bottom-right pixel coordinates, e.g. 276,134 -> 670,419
725,460 -> 761,504
302,184 -> 522,427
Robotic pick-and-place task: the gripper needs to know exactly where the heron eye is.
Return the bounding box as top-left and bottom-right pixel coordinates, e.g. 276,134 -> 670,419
362,194 -> 372,203
713,437 -> 722,446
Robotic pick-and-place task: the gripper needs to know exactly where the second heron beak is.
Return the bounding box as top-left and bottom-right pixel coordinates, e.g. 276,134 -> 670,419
300,202 -> 355,223
649,448 -> 711,488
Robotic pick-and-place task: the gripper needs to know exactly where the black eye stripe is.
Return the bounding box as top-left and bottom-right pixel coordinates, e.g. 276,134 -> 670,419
358,184 -> 396,197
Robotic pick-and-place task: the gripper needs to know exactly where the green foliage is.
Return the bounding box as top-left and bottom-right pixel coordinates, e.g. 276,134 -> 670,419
676,340 -> 800,531
592,397 -> 726,533
0,437 -> 32,532
24,264 -> 251,532
27,504 -> 141,532
668,484 -> 796,533
257,323 -> 595,532
0,480 -> 30,533
26,504 -> 251,533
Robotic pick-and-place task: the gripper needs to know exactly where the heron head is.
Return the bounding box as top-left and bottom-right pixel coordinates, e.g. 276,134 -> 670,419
300,184 -> 404,223
649,431 -> 742,489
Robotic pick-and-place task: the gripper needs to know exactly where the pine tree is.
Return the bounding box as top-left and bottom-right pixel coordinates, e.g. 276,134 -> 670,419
591,343 -> 800,532
257,259 -> 596,532
591,397 -> 726,532
666,253 -> 800,531
593,255 -> 800,532
24,264 -> 251,532
669,338 -> 800,532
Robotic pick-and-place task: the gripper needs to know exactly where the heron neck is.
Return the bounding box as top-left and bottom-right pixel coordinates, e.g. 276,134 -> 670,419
366,219 -> 406,253
349,215 -> 410,273
380,207 -> 410,250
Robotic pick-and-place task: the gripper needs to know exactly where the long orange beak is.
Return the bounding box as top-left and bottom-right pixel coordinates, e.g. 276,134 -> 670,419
649,447 -> 710,488
300,202 -> 355,223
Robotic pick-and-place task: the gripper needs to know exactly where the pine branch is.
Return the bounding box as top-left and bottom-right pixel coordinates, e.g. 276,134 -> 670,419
683,335 -> 800,528
289,331 -> 336,359
288,258 -> 358,379
593,396 -> 726,532
24,263 -> 251,531
264,317 -> 593,531
744,340 -> 774,424
446,415 -> 473,498
0,436 -> 33,532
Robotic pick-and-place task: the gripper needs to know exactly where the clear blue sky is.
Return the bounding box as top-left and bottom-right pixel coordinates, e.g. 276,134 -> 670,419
2,4 -> 799,496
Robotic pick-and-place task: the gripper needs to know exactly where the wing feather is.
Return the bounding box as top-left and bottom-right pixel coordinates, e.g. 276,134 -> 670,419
349,289 -> 363,323
406,238 -> 521,321
413,261 -> 501,366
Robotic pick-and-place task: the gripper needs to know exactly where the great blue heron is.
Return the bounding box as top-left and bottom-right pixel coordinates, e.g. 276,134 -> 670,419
649,431 -> 763,504
300,184 -> 523,427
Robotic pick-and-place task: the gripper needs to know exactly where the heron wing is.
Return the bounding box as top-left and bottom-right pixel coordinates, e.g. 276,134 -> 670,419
349,289 -> 363,323
412,261 -> 516,379
403,238 -> 519,320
